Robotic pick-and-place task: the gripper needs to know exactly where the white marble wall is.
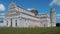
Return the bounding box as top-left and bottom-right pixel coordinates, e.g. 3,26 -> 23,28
3,2 -> 52,27
0,23 -> 4,27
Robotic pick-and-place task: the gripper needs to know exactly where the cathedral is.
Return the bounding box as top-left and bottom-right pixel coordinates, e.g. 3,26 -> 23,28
3,2 -> 56,27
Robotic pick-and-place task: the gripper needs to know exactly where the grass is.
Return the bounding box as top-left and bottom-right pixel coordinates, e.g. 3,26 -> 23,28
0,27 -> 60,34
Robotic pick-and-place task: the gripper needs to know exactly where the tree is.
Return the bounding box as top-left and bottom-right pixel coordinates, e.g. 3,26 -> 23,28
56,23 -> 60,27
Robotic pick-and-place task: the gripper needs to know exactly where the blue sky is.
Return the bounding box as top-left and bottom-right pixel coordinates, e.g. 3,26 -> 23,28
0,0 -> 60,23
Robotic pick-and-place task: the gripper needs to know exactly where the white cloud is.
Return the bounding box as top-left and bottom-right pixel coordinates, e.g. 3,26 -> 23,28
0,16 -> 4,18
50,0 -> 60,6
0,4 -> 5,11
27,8 -> 32,10
56,14 -> 60,16
0,13 -> 5,15
56,14 -> 60,19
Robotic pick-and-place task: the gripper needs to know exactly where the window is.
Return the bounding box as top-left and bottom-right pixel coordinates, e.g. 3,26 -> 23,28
25,19 -> 26,22
15,20 -> 17,27
7,21 -> 8,26
44,24 -> 46,27
11,19 -> 12,27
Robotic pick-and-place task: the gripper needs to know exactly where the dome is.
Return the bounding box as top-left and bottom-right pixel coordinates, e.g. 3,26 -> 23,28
30,8 -> 38,16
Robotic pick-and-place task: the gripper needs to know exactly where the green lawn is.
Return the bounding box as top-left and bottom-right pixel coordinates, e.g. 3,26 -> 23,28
0,27 -> 60,34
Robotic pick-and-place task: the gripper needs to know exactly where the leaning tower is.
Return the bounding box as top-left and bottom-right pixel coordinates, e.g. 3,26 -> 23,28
50,8 -> 56,27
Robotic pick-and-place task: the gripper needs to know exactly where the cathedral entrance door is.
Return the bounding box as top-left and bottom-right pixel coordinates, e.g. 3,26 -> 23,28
11,19 -> 12,27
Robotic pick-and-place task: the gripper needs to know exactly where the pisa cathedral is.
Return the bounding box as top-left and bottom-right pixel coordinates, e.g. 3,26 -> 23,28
3,2 -> 56,27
